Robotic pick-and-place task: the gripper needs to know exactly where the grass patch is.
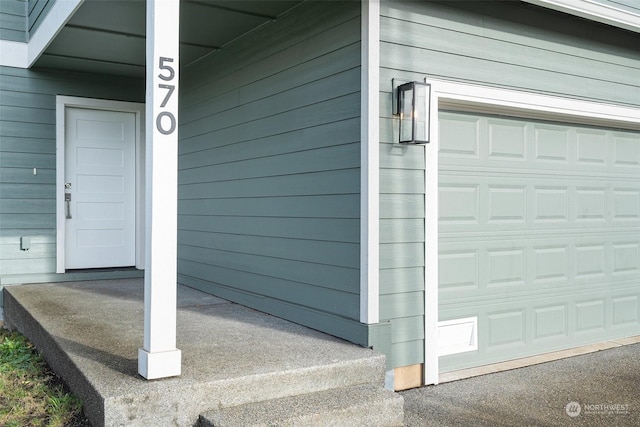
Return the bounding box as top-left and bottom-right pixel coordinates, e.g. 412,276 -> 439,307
0,328 -> 90,426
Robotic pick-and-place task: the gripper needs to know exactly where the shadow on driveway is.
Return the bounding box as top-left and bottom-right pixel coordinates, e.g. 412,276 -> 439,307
401,343 -> 640,426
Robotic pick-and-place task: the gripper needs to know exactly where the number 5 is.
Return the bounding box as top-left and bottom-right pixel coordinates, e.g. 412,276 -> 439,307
158,57 -> 174,81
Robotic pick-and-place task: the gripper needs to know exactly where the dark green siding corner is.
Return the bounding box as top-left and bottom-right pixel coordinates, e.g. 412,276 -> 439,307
367,321 -> 393,370
176,1 -> 365,345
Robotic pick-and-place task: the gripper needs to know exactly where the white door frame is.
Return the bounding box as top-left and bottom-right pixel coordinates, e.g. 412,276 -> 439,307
56,96 -> 145,273
424,79 -> 640,385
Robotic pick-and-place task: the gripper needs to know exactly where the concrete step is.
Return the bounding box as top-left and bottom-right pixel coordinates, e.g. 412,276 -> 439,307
199,384 -> 404,427
3,280 -> 402,426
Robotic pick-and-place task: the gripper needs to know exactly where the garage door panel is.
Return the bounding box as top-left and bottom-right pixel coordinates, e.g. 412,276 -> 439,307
440,235 -> 639,297
576,244 -> 607,279
612,295 -> 639,326
441,287 -> 640,370
487,247 -> 526,287
439,111 -> 640,373
534,125 -> 570,163
439,183 -> 479,225
613,133 -> 640,167
440,178 -> 640,232
534,186 -> 569,222
533,303 -> 568,341
487,118 -> 527,161
576,186 -> 607,221
487,185 -> 527,223
612,241 -> 640,276
439,249 -> 479,291
575,298 -> 607,332
533,245 -> 569,283
576,129 -> 608,165
441,115 -> 640,177
439,114 -> 480,158
613,187 -> 640,220
487,309 -> 526,347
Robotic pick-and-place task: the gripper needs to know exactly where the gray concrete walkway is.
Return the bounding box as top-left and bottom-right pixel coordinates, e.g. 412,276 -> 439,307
4,278 -> 400,426
402,342 -> 640,426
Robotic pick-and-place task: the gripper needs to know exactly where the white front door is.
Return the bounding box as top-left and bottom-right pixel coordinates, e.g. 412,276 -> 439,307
64,107 -> 136,269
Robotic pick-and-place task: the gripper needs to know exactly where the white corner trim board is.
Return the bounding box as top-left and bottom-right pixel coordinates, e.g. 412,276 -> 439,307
523,0 -> 640,33
0,0 -> 84,68
360,0 -> 380,325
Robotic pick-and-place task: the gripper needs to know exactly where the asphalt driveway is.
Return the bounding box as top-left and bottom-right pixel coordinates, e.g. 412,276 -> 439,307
401,343 -> 640,426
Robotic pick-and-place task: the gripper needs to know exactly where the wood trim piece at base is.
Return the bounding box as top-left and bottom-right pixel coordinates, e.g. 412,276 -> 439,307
394,363 -> 423,391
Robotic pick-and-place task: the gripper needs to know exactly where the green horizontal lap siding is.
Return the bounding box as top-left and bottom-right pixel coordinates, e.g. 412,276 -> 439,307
379,113 -> 426,368
177,1 -> 365,342
380,1 -> 640,106
27,0 -> 53,38
0,0 -> 27,42
0,66 -> 143,277
378,0 -> 640,370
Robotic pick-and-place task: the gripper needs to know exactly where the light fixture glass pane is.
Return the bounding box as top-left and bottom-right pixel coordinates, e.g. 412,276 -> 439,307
399,85 -> 413,143
415,84 -> 429,142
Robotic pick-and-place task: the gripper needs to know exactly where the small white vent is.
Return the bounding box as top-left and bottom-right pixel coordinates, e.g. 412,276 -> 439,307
438,317 -> 478,356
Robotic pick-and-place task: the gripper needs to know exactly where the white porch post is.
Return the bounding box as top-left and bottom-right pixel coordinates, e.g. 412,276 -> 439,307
138,0 -> 181,380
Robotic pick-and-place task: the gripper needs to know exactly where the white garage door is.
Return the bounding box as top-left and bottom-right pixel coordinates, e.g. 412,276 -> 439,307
439,111 -> 640,372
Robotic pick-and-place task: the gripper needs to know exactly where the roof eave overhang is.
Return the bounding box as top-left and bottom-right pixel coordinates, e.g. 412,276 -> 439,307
0,0 -> 84,68
523,0 -> 640,33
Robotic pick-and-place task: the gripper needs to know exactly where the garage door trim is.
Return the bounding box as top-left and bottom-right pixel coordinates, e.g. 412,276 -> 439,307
424,79 -> 640,385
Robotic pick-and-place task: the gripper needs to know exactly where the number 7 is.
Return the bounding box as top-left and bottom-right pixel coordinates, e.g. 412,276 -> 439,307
159,84 -> 175,108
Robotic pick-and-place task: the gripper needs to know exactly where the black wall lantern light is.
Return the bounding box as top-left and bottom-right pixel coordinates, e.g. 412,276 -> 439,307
396,81 -> 431,144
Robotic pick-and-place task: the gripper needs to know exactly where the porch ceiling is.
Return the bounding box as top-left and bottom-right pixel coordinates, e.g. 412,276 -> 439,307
33,0 -> 302,77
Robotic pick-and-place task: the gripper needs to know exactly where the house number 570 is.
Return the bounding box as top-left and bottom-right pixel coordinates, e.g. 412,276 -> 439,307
156,56 -> 176,135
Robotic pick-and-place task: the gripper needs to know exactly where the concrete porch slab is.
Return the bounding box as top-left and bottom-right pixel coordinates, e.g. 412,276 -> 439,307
3,279 -> 388,426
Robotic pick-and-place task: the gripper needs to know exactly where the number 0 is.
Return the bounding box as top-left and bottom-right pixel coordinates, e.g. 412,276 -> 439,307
156,111 -> 176,135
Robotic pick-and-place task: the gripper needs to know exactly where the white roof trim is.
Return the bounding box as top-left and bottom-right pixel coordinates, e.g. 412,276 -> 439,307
523,0 -> 640,33
0,0 -> 84,68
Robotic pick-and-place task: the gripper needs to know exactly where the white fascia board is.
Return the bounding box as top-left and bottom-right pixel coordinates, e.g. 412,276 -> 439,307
0,0 -> 84,68
27,0 -> 84,66
360,0 -> 380,325
523,0 -> 640,33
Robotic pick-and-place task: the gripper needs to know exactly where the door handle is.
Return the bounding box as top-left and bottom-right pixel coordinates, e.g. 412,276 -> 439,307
65,193 -> 72,219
